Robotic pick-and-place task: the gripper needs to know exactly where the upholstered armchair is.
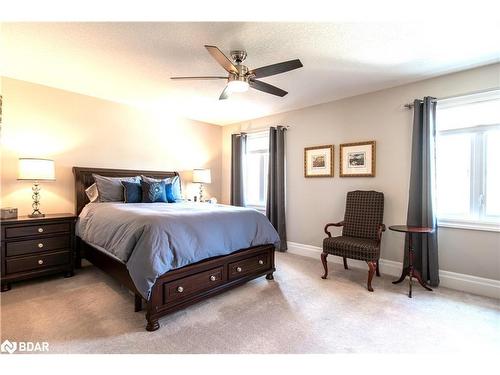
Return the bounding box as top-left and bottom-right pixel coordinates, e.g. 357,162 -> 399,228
321,190 -> 386,292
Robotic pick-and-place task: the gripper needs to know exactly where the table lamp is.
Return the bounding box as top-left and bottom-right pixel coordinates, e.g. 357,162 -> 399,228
192,169 -> 211,202
18,158 -> 55,218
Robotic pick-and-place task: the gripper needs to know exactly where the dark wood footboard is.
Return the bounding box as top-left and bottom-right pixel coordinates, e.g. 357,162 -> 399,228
145,244 -> 275,331
79,239 -> 275,331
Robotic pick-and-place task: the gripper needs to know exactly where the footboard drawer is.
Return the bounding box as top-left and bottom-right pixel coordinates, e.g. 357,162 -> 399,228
228,252 -> 270,280
163,266 -> 224,303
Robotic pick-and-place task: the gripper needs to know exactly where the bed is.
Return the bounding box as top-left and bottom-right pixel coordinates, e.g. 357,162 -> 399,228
73,167 -> 278,331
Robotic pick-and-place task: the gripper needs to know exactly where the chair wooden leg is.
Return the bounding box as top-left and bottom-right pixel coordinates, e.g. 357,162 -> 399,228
343,257 -> 348,270
367,261 -> 376,292
376,260 -> 380,277
321,252 -> 328,279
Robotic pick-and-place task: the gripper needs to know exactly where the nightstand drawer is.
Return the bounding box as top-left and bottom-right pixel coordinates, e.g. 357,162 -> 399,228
6,250 -> 70,274
5,222 -> 70,239
6,235 -> 71,257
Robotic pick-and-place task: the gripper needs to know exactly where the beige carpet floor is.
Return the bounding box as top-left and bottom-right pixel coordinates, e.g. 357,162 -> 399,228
1,252 -> 499,354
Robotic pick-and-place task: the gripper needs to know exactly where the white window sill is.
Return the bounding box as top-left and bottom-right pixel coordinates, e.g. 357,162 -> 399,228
438,219 -> 500,233
246,205 -> 266,214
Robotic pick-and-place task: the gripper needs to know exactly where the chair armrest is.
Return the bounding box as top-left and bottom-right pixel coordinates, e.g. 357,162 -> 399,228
324,221 -> 344,237
377,224 -> 386,242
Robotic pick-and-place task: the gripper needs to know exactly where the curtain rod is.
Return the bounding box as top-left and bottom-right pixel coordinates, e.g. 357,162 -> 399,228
403,87 -> 500,110
239,125 -> 290,134
403,99 -> 436,109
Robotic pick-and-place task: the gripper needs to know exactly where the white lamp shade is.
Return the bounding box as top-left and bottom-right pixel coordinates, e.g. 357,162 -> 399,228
192,169 -> 211,184
18,158 -> 56,181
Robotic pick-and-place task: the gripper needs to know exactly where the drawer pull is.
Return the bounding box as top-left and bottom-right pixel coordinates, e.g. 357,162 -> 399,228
38,243 -> 44,248
210,275 -> 216,281
258,259 -> 264,265
177,286 -> 184,293
236,267 -> 242,273
38,259 -> 44,265
38,228 -> 44,233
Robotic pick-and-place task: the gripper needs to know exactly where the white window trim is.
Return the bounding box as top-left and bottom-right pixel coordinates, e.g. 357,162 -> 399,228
435,90 -> 500,230
438,219 -> 500,233
437,123 -> 500,222
438,88 -> 500,109
246,204 -> 266,214
244,130 -> 269,209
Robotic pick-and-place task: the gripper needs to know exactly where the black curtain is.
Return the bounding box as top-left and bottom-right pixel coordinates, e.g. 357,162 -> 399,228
405,97 -> 440,286
230,133 -> 246,207
266,126 -> 287,251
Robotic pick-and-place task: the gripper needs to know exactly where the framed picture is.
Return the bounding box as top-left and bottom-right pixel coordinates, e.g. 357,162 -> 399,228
304,145 -> 334,177
339,141 -> 376,177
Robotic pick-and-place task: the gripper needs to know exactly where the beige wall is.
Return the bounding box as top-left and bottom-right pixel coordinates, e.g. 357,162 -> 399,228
1,78 -> 222,215
222,63 -> 500,281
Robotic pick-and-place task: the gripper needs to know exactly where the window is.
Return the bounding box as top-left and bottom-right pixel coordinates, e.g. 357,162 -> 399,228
435,90 -> 500,230
244,131 -> 269,209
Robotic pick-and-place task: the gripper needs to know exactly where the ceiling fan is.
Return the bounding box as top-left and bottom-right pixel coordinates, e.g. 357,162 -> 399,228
171,45 -> 303,100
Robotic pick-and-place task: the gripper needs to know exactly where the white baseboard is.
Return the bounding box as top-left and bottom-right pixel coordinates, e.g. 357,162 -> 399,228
287,241 -> 500,300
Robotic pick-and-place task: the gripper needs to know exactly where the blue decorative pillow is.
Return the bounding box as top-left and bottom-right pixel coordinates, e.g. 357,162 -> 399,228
122,181 -> 142,203
165,183 -> 176,203
141,180 -> 167,203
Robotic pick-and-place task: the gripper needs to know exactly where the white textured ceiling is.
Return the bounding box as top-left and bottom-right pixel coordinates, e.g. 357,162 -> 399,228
2,22 -> 500,125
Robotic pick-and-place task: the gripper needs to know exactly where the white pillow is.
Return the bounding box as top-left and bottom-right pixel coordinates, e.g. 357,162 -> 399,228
85,183 -> 99,203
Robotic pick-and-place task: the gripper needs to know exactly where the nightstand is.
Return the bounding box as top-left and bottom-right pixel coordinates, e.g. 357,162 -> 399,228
1,213 -> 76,292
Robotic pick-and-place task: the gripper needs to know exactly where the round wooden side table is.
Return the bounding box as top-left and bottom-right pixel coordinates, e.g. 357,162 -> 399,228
389,225 -> 434,298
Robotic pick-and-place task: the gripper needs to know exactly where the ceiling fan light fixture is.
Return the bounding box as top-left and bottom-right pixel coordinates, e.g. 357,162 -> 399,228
227,80 -> 249,93
171,45 -> 303,99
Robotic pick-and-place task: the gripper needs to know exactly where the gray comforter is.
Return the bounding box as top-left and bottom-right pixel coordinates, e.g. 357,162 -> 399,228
76,202 -> 280,299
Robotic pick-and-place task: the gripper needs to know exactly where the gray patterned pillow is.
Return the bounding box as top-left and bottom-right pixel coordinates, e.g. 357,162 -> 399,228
141,180 -> 167,203
92,174 -> 140,202
141,175 -> 182,201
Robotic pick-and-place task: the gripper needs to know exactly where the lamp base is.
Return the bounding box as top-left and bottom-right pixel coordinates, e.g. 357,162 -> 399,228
199,183 -> 204,202
28,213 -> 45,218
29,182 -> 44,218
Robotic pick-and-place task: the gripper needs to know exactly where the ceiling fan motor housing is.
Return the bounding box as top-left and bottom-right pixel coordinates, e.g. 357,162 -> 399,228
229,64 -> 251,84
230,50 -> 247,64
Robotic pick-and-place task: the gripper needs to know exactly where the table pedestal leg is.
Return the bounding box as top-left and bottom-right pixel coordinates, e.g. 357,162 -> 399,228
409,269 -> 413,298
392,267 -> 409,284
412,269 -> 433,292
408,233 -> 413,298
393,232 -> 433,297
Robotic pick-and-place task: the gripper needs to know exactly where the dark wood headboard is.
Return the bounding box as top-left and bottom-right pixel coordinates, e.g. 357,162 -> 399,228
73,167 -> 180,215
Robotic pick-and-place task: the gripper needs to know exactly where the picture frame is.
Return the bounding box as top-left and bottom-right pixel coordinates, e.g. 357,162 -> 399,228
304,145 -> 334,177
339,141 -> 376,177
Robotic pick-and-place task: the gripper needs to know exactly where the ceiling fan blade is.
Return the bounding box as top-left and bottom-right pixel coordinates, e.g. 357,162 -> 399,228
251,59 -> 303,79
249,79 -> 288,97
205,45 -> 238,74
219,86 -> 230,100
171,76 -> 227,80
